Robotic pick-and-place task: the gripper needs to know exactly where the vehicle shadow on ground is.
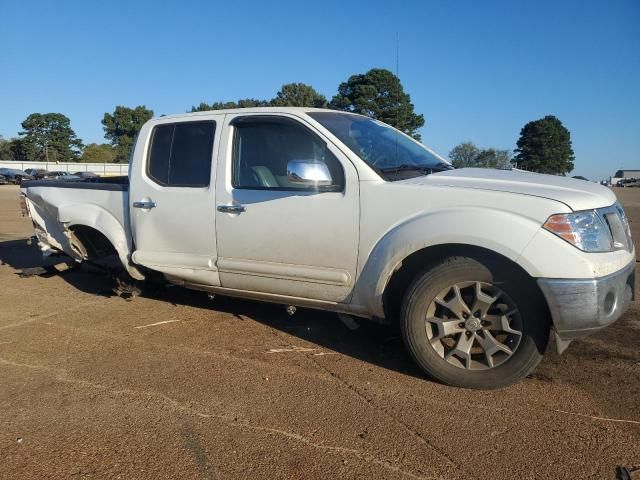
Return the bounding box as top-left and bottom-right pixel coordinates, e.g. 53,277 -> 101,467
0,238 -> 426,380
0,238 -> 63,269
162,286 -> 426,380
0,238 -> 115,294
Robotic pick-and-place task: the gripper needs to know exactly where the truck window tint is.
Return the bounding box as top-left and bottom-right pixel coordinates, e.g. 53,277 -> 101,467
147,125 -> 172,185
232,119 -> 344,191
147,121 -> 215,187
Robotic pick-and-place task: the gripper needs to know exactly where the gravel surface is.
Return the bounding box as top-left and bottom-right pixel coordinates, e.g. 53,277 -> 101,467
0,185 -> 638,479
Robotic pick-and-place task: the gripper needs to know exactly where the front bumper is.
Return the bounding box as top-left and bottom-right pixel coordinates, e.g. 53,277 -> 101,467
537,261 -> 635,353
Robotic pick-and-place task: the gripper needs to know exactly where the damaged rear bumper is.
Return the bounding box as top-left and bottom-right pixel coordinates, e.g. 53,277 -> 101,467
537,261 -> 635,353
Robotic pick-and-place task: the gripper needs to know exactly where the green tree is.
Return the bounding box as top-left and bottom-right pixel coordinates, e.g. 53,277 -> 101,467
102,106 -> 154,162
513,115 -> 574,174
191,101 -> 236,112
237,98 -> 270,108
81,143 -> 116,163
190,98 -> 269,112
449,142 -> 480,168
329,68 -> 425,139
0,135 -> 18,160
449,142 -> 512,169
9,138 -> 26,161
474,148 -> 512,169
270,83 -> 327,107
17,113 -> 83,162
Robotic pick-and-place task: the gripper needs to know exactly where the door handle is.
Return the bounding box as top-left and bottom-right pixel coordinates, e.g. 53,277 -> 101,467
133,200 -> 157,209
217,204 -> 245,214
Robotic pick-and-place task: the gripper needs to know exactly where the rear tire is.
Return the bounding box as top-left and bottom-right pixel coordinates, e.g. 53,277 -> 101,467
400,256 -> 549,389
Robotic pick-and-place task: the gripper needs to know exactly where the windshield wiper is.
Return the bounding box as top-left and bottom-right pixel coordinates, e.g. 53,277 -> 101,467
380,164 -> 427,173
380,164 -> 451,175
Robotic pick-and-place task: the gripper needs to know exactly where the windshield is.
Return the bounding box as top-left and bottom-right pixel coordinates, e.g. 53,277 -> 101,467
308,111 -> 452,180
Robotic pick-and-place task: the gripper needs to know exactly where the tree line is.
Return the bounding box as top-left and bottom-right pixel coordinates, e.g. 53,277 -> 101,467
0,67 -> 574,175
448,115 -> 574,174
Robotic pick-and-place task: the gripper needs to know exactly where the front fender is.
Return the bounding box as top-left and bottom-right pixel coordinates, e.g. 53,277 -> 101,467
353,207 -> 544,318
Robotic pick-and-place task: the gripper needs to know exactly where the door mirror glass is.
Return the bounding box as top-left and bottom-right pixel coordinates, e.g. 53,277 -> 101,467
287,160 -> 332,187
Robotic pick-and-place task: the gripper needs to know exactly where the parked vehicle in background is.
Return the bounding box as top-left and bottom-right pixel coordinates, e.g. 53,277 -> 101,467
73,171 -> 100,182
24,168 -> 48,180
44,171 -> 82,181
19,107 -> 636,389
0,174 -> 7,185
0,168 -> 34,185
616,178 -> 640,188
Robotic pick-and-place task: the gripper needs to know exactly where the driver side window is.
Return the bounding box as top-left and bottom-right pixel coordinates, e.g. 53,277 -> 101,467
232,117 -> 344,191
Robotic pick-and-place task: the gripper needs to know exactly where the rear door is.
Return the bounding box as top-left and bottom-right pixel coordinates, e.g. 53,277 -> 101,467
130,115 -> 223,285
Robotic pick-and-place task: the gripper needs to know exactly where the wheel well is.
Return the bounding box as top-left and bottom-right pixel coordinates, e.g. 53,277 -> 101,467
68,225 -> 117,260
382,244 -> 546,323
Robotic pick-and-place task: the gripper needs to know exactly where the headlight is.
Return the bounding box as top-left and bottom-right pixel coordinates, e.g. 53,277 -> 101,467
543,211 -> 613,252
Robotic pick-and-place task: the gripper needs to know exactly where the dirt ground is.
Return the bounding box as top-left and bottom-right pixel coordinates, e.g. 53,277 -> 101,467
0,184 -> 638,479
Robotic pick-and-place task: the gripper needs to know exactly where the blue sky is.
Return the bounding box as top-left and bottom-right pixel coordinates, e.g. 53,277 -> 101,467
1,0 -> 638,180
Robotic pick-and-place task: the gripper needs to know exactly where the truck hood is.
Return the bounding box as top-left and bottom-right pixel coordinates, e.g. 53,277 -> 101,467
398,168 -> 616,211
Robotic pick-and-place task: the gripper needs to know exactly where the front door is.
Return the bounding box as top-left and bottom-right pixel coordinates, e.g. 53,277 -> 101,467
130,115 -> 222,285
214,113 -> 360,303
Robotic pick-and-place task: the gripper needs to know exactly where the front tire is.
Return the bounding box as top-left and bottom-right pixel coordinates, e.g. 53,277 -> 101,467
400,256 -> 549,389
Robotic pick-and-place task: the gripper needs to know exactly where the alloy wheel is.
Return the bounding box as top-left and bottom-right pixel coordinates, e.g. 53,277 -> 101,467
425,281 -> 523,370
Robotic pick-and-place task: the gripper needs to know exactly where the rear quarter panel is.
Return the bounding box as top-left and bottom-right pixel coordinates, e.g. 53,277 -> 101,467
22,184 -> 141,279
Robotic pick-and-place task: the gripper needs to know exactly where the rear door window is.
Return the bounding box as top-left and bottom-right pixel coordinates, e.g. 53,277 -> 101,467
147,121 -> 215,187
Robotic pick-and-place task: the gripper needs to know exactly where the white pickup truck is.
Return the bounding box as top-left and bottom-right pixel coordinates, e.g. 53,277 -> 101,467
20,107 -> 635,389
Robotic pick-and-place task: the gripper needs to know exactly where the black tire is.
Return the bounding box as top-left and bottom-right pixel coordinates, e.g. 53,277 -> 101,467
400,256 -> 549,389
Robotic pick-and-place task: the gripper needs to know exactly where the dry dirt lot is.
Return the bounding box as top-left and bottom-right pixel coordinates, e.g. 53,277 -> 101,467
0,184 -> 638,479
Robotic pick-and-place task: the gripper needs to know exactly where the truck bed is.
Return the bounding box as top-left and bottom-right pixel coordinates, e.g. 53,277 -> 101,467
20,177 -> 133,269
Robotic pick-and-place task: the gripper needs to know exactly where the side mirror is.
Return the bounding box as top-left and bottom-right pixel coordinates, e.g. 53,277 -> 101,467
287,160 -> 332,187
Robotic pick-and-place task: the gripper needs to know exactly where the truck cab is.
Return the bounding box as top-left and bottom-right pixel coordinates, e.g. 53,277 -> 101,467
129,111 -> 361,305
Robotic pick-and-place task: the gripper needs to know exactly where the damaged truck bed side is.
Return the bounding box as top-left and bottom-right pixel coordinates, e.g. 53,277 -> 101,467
20,107 -> 635,389
22,179 -> 144,280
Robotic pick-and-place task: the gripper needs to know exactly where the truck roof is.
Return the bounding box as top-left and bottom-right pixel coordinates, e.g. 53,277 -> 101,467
156,106 -> 332,121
